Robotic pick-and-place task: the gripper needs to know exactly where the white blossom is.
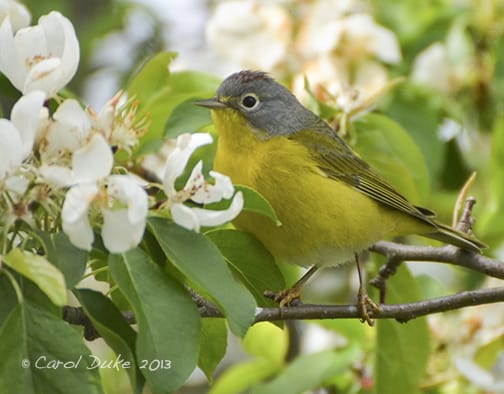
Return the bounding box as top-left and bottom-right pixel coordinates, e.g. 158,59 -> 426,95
87,91 -> 144,153
297,10 -> 401,64
293,56 -> 393,117
163,133 -> 213,200
411,42 -> 457,94
0,11 -> 79,96
206,0 -> 291,70
39,92 -> 142,167
60,134 -> 148,253
162,133 -> 244,232
39,99 -> 92,161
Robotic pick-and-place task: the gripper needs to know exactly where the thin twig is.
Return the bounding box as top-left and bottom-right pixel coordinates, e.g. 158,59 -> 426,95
369,197 -> 492,302
197,287 -> 504,323
370,242 -> 504,279
62,306 -> 136,341
452,172 -> 477,227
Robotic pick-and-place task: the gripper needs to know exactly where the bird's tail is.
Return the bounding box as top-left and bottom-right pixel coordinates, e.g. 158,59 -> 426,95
424,222 -> 486,253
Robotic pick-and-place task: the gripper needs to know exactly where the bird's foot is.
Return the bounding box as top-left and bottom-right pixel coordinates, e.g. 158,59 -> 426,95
357,286 -> 380,326
264,287 -> 302,307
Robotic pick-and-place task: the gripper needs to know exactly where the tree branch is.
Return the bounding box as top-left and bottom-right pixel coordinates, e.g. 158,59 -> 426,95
370,242 -> 504,279
197,286 -> 504,323
369,241 -> 504,303
368,197 -> 501,303
63,284 -> 504,340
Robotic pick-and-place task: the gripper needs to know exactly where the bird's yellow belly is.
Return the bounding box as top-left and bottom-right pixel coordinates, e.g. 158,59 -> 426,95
214,132 -> 419,267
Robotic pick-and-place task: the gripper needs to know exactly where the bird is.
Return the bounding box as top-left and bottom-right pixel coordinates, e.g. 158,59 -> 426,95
195,70 -> 485,324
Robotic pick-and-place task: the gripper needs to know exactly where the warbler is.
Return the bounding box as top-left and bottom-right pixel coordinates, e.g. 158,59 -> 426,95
196,70 -> 484,322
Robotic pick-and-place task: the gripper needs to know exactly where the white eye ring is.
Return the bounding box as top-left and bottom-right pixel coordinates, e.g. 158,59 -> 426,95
239,93 -> 260,110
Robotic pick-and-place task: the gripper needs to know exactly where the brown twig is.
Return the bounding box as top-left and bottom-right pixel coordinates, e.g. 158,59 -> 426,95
369,197 -> 491,302
63,286 -> 504,334
62,306 -> 136,341
452,172 -> 477,227
63,242 -> 504,340
181,287 -> 504,323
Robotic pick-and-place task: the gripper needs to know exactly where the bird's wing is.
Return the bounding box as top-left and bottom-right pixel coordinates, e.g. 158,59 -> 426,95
289,127 -> 434,224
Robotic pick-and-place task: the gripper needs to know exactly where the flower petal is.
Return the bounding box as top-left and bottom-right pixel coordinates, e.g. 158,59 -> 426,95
209,171 -> 234,199
23,57 -> 62,94
191,169 -> 235,204
0,0 -> 31,32
162,133 -> 213,197
170,203 -> 201,232
39,164 -> 73,187
182,160 -> 205,201
72,134 -> 113,183
0,16 -> 25,91
172,191 -> 244,232
101,208 -> 146,253
0,118 -> 23,179
5,175 -> 29,195
40,11 -> 79,89
10,90 -> 46,158
44,98 -> 91,158
107,175 -> 148,224
411,42 -> 451,94
62,182 -> 98,250
194,191 -> 243,227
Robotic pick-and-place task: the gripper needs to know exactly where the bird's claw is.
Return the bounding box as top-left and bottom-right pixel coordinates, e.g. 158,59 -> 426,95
264,288 -> 302,307
357,287 -> 380,326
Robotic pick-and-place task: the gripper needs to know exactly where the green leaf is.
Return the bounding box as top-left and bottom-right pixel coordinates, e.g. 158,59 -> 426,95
127,52 -> 176,156
198,318 -> 227,383
109,248 -> 200,393
74,289 -> 143,393
251,346 -> 361,394
20,276 -> 60,317
166,70 -> 221,95
37,231 -> 87,288
479,116 -> 504,244
0,302 -> 103,393
353,113 -> 430,203
0,274 -> 17,325
148,217 -> 256,337
127,58 -> 220,156
237,185 -> 281,226
3,248 -> 67,306
206,229 -> 285,307
375,264 -> 430,394
127,52 -> 177,106
164,98 -> 213,139
384,84 -> 445,183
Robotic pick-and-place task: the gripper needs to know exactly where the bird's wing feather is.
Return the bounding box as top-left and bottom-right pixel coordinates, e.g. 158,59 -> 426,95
289,126 -> 434,224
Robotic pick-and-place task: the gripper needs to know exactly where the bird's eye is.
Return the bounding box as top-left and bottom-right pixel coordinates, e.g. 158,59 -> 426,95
240,93 -> 259,110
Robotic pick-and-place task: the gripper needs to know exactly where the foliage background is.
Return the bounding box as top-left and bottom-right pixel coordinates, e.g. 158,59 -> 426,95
1,0 -> 504,393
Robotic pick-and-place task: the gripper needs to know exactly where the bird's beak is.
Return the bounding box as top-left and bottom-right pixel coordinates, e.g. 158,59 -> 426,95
194,97 -> 227,109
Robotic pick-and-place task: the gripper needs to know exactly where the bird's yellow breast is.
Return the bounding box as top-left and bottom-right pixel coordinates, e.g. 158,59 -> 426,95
212,109 -> 421,266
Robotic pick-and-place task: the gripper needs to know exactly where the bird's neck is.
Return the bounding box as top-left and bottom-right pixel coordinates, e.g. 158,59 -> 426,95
212,109 -> 265,153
